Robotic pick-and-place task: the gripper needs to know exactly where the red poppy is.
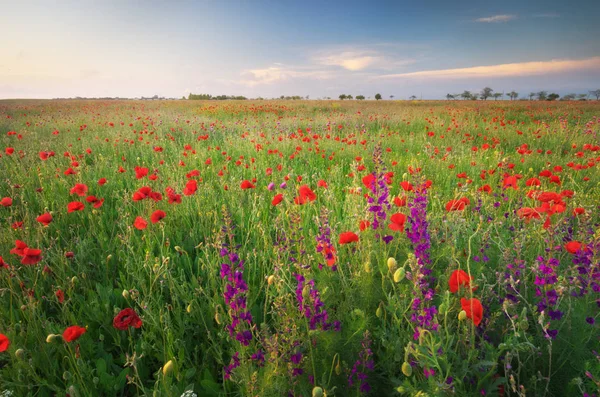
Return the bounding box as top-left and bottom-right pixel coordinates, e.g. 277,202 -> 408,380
67,201 -> 85,213
21,248 -> 42,265
56,289 -> 65,303
362,174 -> 376,191
0,197 -> 12,207
317,179 -> 328,188
240,180 -> 255,190
98,178 -> 107,186
388,213 -> 406,231
63,325 -> 86,342
183,179 -> 198,196
271,193 -> 283,206
133,217 -> 148,230
150,210 -> 166,224
113,308 -> 142,330
565,241 -> 584,254
134,166 -> 149,179
449,269 -> 472,293
399,181 -> 413,192
339,232 -> 359,245
10,240 -> 28,256
445,198 -> 469,212
394,196 -> 407,207
36,213 -> 53,226
0,333 -> 9,352
70,184 -> 88,197
460,298 -> 483,326
359,220 -> 371,231
294,185 -> 317,205
573,207 -> 585,216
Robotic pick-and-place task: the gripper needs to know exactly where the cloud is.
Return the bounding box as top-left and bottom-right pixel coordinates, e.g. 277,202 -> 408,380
475,14 -> 517,23
533,12 -> 560,18
374,57 -> 600,80
313,48 -> 416,71
238,66 -> 334,87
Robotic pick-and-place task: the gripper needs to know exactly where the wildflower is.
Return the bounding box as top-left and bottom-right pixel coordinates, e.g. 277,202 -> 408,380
62,326 -> 86,342
113,308 -> 142,330
0,334 -> 9,352
460,298 -> 483,326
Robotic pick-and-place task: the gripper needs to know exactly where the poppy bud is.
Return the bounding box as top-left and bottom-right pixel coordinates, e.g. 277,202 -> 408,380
402,362 -> 412,376
186,303 -> 192,313
162,360 -> 174,376
396,386 -> 407,393
393,268 -> 405,282
122,289 -> 130,299
46,333 -> 59,343
376,302 -> 384,318
15,348 -> 25,359
438,303 -> 447,314
267,275 -> 275,285
71,276 -> 78,284
519,320 -> 529,331
63,371 -> 72,380
335,360 -> 342,375
458,310 -> 467,321
387,257 -> 397,273
107,254 -> 112,261
312,387 -> 324,397
214,311 -> 222,324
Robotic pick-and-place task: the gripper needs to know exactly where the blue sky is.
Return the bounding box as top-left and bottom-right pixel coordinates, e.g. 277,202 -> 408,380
1,0 -> 599,99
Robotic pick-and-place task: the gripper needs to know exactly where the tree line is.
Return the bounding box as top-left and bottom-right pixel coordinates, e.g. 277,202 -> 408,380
446,88 -> 600,101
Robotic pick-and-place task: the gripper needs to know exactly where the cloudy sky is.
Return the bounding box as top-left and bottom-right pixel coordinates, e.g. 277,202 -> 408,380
1,0 -> 599,99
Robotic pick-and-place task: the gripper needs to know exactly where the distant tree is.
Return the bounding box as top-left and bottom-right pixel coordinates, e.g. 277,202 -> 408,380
562,93 -> 576,101
390,95 -> 394,99
508,91 -> 519,100
492,92 -> 503,100
181,96 -> 186,100
529,92 -> 536,101
460,91 -> 472,100
409,95 -> 417,100
446,93 -> 455,100
375,93 -> 382,100
356,95 -> 365,100
590,89 -> 600,100
480,87 -> 493,100
547,93 -> 559,101
347,94 -> 353,100
339,94 -> 347,100
536,91 -> 548,101
472,94 -> 480,100
577,93 -> 588,101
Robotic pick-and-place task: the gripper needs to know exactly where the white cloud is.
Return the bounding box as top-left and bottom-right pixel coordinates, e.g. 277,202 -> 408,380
374,57 -> 600,80
238,66 -> 334,87
312,47 -> 416,71
475,14 -> 517,23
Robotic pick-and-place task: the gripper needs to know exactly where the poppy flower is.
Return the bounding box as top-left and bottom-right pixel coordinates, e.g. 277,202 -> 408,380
240,180 -> 255,190
113,308 -> 142,330
150,210 -> 166,224
565,241 -> 584,254
69,184 -> 88,196
183,179 -> 198,196
67,201 -> 85,213
388,213 -> 406,231
339,232 -> 359,245
271,193 -> 283,206
56,289 -> 65,303
359,220 -> 371,231
294,185 -> 317,204
394,196 -> 407,207
0,334 -> 9,352
21,248 -> 42,265
36,213 -> 53,226
399,181 -> 413,192
449,269 -> 472,293
0,257 -> 7,269
573,207 -> 585,216
445,198 -> 469,212
10,240 -> 28,256
0,197 -> 12,207
63,325 -> 86,342
362,174 -> 376,191
98,178 -> 107,186
317,179 -> 328,188
133,217 -> 148,230
460,298 -> 483,326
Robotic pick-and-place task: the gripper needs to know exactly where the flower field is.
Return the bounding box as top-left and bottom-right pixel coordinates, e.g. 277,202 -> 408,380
0,99 -> 599,396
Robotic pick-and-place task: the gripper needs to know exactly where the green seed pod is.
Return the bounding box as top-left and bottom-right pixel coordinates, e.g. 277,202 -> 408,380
15,348 -> 25,359
376,303 -> 384,318
71,276 -> 78,284
387,257 -> 397,273
63,371 -> 72,381
519,320 -> 529,331
335,360 -> 342,375
302,285 -> 311,300
402,361 -> 412,377
458,310 -> 467,321
393,268 -> 406,282
312,386 -> 324,397
438,303 -> 446,314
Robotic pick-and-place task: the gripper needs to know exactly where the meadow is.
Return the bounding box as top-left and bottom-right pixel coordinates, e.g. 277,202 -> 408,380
0,99 -> 599,396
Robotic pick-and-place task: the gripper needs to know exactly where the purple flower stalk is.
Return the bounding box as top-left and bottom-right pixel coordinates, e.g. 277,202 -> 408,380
294,274 -> 341,331
366,144 -> 393,243
348,330 -> 374,393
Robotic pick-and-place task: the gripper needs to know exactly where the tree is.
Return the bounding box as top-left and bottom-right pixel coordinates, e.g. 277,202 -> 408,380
480,87 -> 493,100
536,91 -> 548,101
390,95 -> 395,99
472,94 -> 480,100
347,94 -> 353,100
375,93 -> 382,100
529,92 -> 536,101
409,95 -> 417,100
577,93 -> 588,101
460,91 -> 472,100
492,93 -> 503,100
508,91 -> 519,100
547,93 -> 559,101
589,89 -> 600,100
339,94 -> 347,100
356,95 -> 365,100
562,93 -> 576,101
446,93 -> 455,100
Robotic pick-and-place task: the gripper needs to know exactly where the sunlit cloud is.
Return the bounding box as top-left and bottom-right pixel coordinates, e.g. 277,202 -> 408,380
475,14 -> 517,23
374,57 -> 600,80
238,66 -> 334,87
312,48 -> 416,71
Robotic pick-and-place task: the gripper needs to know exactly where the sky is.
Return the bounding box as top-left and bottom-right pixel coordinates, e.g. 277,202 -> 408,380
1,0 -> 599,99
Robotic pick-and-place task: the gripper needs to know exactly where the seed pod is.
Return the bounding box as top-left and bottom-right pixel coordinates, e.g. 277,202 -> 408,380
376,303 -> 384,318
15,348 -> 25,359
387,257 -> 397,273
71,276 -> 78,284
122,289 -> 130,299
162,360 -> 174,376
393,268 -> 406,282
312,387 -> 324,397
335,360 -> 342,375
402,362 -> 412,377
458,310 -> 467,321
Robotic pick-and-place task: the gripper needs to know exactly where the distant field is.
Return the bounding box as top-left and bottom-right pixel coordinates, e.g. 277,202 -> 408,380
1,99 -> 599,396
